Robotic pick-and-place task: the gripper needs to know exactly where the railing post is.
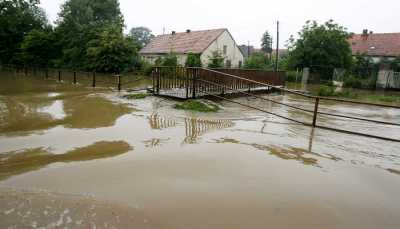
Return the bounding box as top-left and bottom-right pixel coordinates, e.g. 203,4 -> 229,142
312,97 -> 320,127
92,72 -> 96,88
45,69 -> 49,79
192,68 -> 197,99
58,71 -> 61,82
73,71 -> 77,84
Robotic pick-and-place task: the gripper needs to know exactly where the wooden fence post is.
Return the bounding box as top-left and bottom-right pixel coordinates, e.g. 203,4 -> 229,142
45,69 -> 49,79
58,71 -> 61,82
92,72 -> 96,87
312,97 -> 320,127
73,71 -> 77,84
117,74 -> 121,91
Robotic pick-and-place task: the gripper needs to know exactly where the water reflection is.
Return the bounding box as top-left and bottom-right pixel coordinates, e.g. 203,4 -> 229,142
0,141 -> 132,181
148,113 -> 177,130
184,118 -> 234,144
212,138 -> 341,167
143,138 -> 170,148
0,93 -> 134,136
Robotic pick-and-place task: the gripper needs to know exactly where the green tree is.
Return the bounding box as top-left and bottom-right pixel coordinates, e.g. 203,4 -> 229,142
20,28 -> 58,67
287,20 -> 352,71
161,53 -> 178,66
55,0 -> 124,69
0,0 -> 48,64
85,25 -> 139,73
391,56 -> 400,72
207,51 -> 225,68
185,53 -> 202,67
243,53 -> 273,70
129,27 -> 154,49
261,31 -> 273,55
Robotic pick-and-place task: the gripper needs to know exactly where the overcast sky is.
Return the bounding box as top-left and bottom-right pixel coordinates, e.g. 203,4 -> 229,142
40,0 -> 400,48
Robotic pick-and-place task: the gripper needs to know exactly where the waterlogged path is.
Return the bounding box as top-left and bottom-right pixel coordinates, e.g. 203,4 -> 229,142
0,72 -> 400,228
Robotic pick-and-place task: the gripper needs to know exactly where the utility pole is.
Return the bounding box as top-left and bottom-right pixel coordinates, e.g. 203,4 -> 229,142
275,21 -> 280,72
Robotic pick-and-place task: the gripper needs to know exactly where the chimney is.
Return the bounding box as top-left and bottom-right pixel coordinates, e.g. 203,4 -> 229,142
186,29 -> 191,33
362,29 -> 369,40
172,31 -> 176,35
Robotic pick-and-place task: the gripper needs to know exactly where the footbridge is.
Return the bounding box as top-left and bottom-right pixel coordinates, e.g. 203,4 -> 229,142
151,66 -> 400,142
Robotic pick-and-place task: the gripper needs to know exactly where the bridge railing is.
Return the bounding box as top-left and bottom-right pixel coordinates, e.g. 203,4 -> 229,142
192,68 -> 400,142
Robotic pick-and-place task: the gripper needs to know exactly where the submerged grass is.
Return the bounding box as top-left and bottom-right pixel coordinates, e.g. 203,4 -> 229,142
174,100 -> 220,112
314,86 -> 400,104
122,93 -> 149,100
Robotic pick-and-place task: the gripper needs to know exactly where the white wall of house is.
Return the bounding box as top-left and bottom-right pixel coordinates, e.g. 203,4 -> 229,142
200,30 -> 244,68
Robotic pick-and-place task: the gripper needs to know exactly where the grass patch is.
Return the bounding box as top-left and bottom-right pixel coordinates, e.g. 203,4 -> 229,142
122,93 -> 149,100
174,100 -> 220,112
314,86 -> 400,104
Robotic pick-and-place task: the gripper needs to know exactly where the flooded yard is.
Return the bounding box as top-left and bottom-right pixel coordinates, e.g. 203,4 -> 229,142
1,71 -> 400,229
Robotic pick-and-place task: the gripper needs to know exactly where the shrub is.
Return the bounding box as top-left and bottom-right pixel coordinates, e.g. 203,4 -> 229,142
343,76 -> 362,88
207,51 -> 225,68
123,93 -> 149,99
185,53 -> 202,67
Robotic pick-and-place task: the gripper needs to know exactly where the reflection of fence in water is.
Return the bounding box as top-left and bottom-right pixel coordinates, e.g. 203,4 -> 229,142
184,118 -> 234,144
148,113 -> 177,130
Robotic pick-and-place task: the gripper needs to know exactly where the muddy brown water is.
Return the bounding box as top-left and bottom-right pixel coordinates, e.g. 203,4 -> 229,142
0,70 -> 400,229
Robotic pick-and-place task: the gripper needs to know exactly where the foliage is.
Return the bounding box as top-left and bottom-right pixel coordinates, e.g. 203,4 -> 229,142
243,53 -> 273,70
285,71 -> 301,82
351,54 -> 377,78
185,53 -> 202,67
85,25 -> 139,73
129,27 -> 154,49
287,20 -> 353,72
261,31 -> 273,54
122,93 -> 149,99
160,53 -> 178,66
54,0 -> 126,70
174,100 -> 220,112
343,76 -> 363,88
390,56 -> 400,72
207,51 -> 225,68
0,0 -> 48,64
20,28 -> 58,67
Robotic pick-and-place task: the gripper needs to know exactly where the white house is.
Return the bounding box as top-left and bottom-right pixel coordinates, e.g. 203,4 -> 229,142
139,28 -> 244,68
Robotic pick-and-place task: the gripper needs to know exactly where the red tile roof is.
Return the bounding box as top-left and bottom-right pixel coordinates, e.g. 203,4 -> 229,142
140,29 -> 226,54
348,33 -> 400,57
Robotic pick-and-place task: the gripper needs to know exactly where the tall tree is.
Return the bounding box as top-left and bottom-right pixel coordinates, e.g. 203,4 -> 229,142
20,28 -> 58,67
287,20 -> 352,71
129,27 -> 154,49
261,31 -> 273,55
55,0 -> 124,69
0,0 -> 48,64
86,25 -> 139,73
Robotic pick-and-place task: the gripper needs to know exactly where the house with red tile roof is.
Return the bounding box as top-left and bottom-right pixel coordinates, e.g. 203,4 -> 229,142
140,29 -> 244,68
348,30 -> 400,62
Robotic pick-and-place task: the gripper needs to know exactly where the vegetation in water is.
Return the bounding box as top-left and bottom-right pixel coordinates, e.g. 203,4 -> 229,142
122,93 -> 149,100
314,86 -> 400,104
174,100 -> 220,112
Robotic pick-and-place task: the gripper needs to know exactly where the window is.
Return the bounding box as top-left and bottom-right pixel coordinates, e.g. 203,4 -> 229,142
223,45 -> 227,55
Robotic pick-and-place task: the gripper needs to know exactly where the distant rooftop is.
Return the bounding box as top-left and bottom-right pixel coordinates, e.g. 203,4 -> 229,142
349,31 -> 400,57
140,29 -> 227,54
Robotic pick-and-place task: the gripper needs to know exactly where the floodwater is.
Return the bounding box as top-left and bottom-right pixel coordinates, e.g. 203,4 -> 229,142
1,70 -> 400,229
